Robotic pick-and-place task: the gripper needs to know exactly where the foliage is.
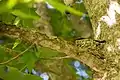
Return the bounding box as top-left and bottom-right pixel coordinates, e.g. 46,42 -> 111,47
0,0 -> 93,80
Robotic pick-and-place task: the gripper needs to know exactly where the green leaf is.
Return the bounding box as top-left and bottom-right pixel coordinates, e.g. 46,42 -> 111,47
46,0 -> 84,16
73,2 -> 87,13
13,17 -> 21,25
7,0 -> 18,9
20,19 -> 34,27
11,4 -> 40,19
48,9 -> 74,39
36,47 -> 59,58
0,0 -> 17,13
0,0 -> 11,13
0,13 -> 16,24
21,51 -> 37,72
0,66 -> 42,80
12,39 -> 21,49
23,74 -> 42,80
19,0 -> 32,3
63,59 -> 83,80
0,47 -> 6,62
64,59 -> 77,76
48,9 -> 63,35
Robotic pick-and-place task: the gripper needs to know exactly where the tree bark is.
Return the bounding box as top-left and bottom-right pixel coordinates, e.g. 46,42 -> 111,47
84,0 -> 120,79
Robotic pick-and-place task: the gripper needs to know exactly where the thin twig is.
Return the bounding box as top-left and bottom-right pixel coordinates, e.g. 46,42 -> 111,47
20,64 -> 27,71
39,56 -> 71,60
0,42 -> 35,65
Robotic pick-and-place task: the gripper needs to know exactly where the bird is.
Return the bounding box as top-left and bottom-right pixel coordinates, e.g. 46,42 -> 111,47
68,13 -> 93,40
65,1 -> 94,40
47,0 -> 93,40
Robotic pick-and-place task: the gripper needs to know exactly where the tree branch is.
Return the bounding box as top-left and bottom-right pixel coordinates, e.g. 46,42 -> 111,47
0,22 -> 106,73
